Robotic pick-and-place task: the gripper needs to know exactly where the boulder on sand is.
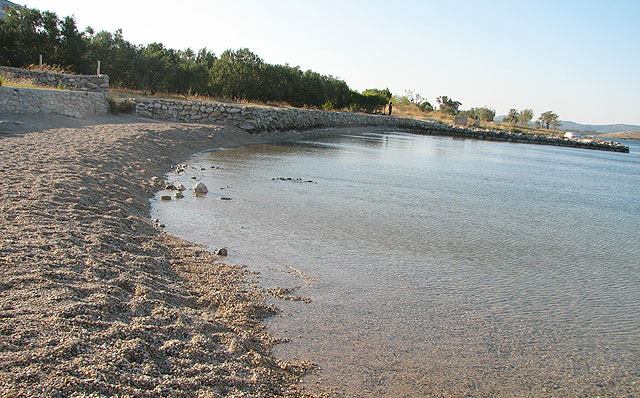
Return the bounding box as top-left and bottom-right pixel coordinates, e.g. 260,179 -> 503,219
193,182 -> 208,194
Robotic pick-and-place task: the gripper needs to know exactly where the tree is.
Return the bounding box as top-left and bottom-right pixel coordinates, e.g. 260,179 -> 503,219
209,48 -> 265,100
0,8 -> 60,67
463,107 -> 495,121
4,5 -> 458,112
436,96 -> 462,115
503,108 -> 520,124
363,88 -> 391,103
349,88 -> 390,113
56,16 -> 85,71
83,28 -> 141,88
518,109 -> 534,126
538,111 -> 560,129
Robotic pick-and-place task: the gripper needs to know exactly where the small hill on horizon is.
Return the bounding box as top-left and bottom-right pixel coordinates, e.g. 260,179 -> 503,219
494,116 -> 640,134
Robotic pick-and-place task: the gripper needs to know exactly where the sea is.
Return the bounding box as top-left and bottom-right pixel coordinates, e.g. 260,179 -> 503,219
152,131 -> 640,396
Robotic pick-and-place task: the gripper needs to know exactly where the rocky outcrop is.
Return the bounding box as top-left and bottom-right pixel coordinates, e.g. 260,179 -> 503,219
0,66 -> 109,92
0,86 -> 108,118
134,98 -> 630,153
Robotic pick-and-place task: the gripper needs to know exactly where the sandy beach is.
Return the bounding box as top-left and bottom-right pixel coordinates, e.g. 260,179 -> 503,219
0,113 -> 317,397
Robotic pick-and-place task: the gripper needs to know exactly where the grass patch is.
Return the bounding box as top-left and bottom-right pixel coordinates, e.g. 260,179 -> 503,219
0,76 -> 63,91
109,87 -> 299,110
25,63 -> 73,74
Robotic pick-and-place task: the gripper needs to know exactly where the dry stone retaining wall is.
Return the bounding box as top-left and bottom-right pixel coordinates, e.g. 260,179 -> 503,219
135,97 -> 431,132
0,66 -> 109,92
0,86 -> 109,118
134,98 -> 629,153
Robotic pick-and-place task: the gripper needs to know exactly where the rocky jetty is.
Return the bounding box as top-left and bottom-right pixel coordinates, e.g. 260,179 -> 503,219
134,98 -> 629,153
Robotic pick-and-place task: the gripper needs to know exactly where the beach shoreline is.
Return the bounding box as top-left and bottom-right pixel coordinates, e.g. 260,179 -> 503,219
0,113 -> 324,397
0,111 -> 433,396
2,112 -> 636,397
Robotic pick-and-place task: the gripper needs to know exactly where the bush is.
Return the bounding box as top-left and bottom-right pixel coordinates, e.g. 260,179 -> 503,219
463,107 -> 495,121
119,99 -> 135,113
322,101 -> 335,111
108,97 -> 135,114
0,75 -> 4,86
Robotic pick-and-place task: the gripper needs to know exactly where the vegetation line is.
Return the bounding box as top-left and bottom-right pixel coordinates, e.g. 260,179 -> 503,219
0,6 -> 602,138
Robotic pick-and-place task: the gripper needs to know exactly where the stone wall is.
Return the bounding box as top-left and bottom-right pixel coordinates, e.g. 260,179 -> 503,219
0,86 -> 109,118
134,98 -> 629,153
0,66 -> 109,92
135,98 -> 433,132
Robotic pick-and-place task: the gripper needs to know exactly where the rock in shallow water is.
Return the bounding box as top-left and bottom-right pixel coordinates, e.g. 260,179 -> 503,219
193,182 -> 208,194
160,195 -> 172,201
216,248 -> 228,256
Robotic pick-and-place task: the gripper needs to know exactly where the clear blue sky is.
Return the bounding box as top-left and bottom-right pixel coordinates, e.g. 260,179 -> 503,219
23,0 -> 640,125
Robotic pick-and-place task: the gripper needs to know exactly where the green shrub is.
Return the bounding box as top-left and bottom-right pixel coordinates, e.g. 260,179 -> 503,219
322,101 -> 335,111
108,97 -> 135,114
0,75 -> 4,86
119,99 -> 135,113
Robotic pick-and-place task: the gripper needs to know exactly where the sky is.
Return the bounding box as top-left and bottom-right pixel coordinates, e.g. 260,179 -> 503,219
22,0 -> 640,125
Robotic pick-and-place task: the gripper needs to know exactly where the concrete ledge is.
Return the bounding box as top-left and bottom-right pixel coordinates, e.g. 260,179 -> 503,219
0,86 -> 108,118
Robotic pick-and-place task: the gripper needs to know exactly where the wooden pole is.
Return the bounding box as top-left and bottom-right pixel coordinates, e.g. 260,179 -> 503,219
39,54 -> 43,68
97,60 -> 101,75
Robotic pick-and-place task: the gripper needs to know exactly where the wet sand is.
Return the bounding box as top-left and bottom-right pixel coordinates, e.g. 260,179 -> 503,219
0,113 -> 321,397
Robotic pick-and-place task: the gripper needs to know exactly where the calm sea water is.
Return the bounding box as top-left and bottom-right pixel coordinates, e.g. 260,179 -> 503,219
153,131 -> 640,397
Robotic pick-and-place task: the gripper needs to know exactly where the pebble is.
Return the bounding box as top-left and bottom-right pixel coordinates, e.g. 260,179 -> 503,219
193,182 -> 208,194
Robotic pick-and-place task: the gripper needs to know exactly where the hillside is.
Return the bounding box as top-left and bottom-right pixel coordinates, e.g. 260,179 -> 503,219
557,121 -> 640,134
495,116 -> 640,134
599,131 -> 640,140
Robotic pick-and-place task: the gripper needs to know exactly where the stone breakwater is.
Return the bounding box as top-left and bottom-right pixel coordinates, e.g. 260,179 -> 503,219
134,98 -> 629,153
0,66 -> 109,92
0,86 -> 108,118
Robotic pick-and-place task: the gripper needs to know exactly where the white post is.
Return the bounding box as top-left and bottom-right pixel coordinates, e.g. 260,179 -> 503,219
39,54 -> 43,68
97,60 -> 101,76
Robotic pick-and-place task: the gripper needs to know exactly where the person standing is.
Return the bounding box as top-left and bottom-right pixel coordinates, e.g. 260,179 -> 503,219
388,101 -> 393,116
